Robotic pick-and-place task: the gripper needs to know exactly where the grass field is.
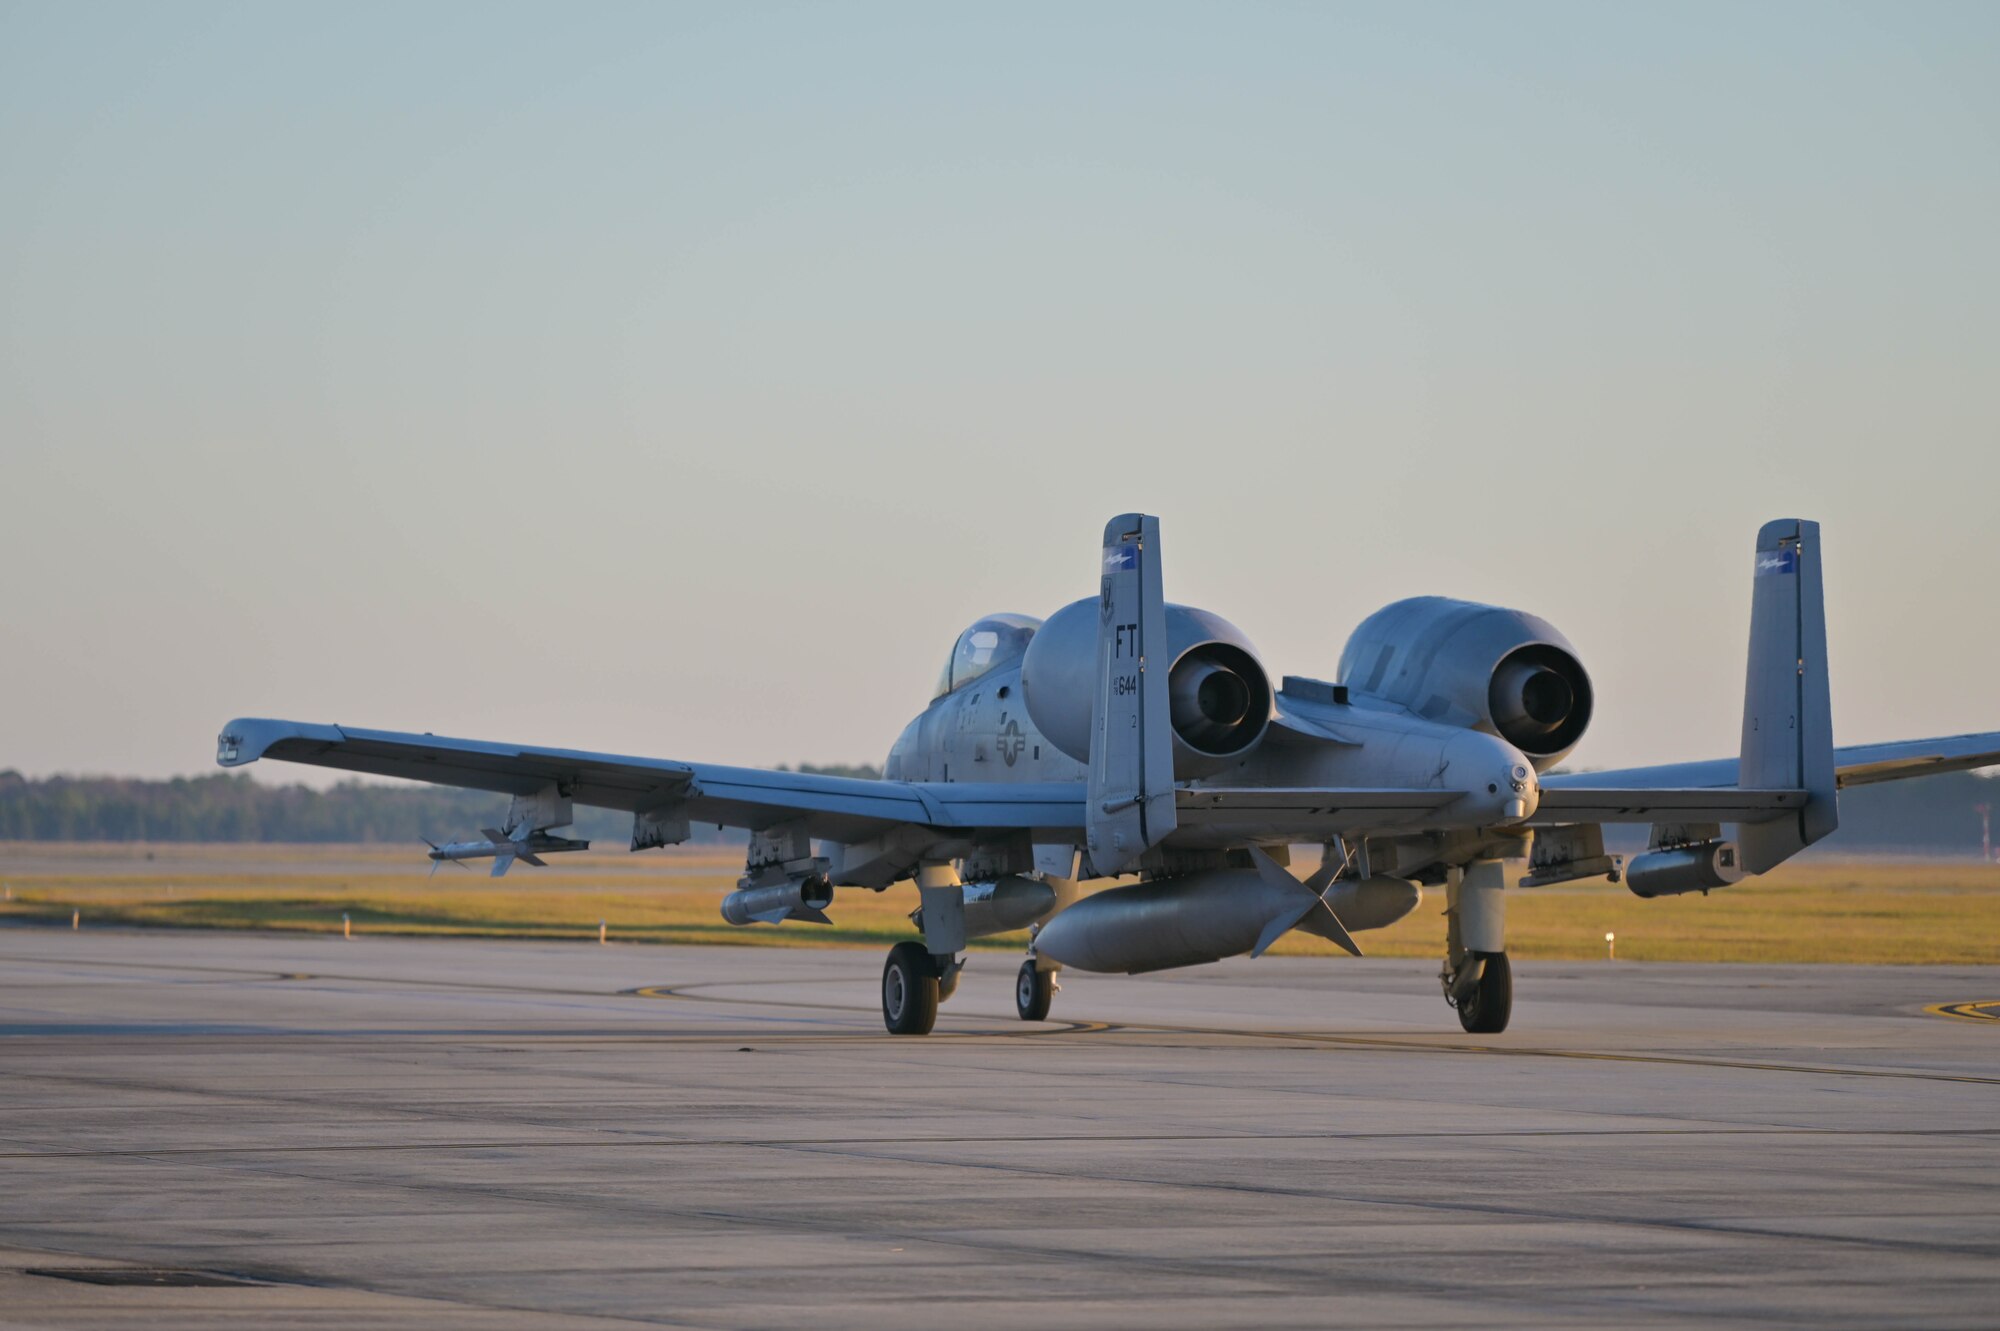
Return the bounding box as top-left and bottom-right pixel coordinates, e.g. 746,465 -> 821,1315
1,843 -> 1997,965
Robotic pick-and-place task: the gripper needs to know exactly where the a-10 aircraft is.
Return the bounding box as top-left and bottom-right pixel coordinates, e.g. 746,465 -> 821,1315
218,514 -> 2000,1036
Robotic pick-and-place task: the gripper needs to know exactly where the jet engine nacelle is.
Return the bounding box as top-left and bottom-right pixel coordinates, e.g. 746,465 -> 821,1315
1022,600 -> 1273,778
1337,596 -> 1593,771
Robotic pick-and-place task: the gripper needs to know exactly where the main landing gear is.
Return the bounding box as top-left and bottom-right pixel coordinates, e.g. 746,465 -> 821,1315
882,942 -> 940,1036
881,938 -> 966,1035
1441,858 -> 1513,1034
882,862 -> 970,1035
879,940 -> 1061,1034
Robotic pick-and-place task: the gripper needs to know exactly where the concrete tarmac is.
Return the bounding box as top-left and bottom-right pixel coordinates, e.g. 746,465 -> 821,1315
0,927 -> 1996,1329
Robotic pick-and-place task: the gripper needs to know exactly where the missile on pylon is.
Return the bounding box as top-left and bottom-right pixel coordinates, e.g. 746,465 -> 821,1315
424,827 -> 590,878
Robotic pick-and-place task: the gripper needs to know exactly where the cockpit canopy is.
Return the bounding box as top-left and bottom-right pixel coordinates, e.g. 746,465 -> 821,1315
932,613 -> 1042,700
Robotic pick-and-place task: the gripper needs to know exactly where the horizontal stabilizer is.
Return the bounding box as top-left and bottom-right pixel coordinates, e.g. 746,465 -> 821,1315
1180,788 -> 1461,814
1176,787 -> 1460,841
1527,786 -> 1805,826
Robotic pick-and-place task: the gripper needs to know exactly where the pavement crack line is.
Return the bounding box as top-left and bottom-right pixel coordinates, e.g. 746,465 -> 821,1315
4,1124 -> 2000,1162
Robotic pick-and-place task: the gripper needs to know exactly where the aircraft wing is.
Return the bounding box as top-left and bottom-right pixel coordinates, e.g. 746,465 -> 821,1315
216,718 -> 1085,844
1827,732 -> 2000,787
1531,730 -> 2000,829
215,719 -> 1473,847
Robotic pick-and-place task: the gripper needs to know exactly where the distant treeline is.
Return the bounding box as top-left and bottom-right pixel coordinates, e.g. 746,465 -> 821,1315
0,765 -> 879,847
0,764 -> 1994,856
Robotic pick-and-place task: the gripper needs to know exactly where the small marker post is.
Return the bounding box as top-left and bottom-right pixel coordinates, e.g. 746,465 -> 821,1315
343,912 -> 351,940
1605,931 -> 1616,961
72,909 -> 80,930
599,920 -> 607,945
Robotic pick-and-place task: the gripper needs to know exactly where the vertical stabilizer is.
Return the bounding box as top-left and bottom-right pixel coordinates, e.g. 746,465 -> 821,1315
1737,518 -> 1837,873
1086,513 -> 1176,876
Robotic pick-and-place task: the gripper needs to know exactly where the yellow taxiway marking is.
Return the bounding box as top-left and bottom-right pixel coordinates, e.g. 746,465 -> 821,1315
1925,999 -> 2000,1023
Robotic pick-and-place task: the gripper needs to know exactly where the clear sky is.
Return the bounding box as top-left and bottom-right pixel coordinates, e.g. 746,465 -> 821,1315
3,1 -> 1997,784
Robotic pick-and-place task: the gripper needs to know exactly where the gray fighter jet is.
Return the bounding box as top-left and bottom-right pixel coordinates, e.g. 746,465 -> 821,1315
217,515 -> 2000,1035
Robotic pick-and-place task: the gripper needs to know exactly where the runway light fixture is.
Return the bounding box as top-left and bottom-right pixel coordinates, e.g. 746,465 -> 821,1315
1605,931 -> 1616,961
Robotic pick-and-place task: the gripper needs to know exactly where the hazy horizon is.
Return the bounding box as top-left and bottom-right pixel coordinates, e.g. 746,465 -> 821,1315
5,2 -> 1997,786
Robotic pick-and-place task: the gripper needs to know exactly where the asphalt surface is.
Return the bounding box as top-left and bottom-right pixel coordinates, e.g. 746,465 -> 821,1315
1,927 -> 1996,1329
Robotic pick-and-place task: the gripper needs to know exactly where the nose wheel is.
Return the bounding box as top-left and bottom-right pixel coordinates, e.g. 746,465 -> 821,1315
1016,959 -> 1057,1021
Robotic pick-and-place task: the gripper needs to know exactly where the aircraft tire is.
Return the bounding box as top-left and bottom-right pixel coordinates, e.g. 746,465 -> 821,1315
883,942 -> 939,1035
1456,951 -> 1512,1034
1016,960 -> 1054,1021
